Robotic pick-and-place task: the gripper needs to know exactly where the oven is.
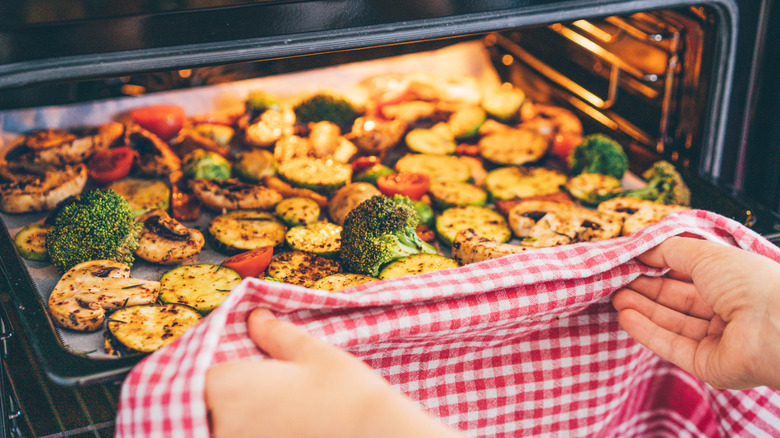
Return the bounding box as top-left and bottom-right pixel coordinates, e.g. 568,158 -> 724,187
0,0 -> 778,436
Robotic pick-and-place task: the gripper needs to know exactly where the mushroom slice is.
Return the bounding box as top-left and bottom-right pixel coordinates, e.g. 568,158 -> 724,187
10,123 -> 125,167
598,197 -> 688,235
0,163 -> 87,213
135,208 -> 205,264
188,178 -> 283,211
521,212 -> 577,248
48,260 -> 159,331
507,200 -> 572,238
126,125 -> 181,177
575,210 -> 623,242
452,228 -> 528,265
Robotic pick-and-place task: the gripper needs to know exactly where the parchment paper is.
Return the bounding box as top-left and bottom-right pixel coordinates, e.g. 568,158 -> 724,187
0,41 -> 501,359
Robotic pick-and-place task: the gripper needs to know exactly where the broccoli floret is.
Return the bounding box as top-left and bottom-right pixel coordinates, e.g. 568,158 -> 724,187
293,94 -> 361,131
568,133 -> 629,179
46,189 -> 142,271
245,90 -> 280,121
622,160 -> 691,206
340,195 -> 437,276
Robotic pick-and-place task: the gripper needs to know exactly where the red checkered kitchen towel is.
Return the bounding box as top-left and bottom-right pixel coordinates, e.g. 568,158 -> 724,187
115,210 -> 780,437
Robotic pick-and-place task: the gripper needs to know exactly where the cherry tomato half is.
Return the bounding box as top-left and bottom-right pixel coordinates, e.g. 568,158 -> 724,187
87,146 -> 136,185
131,104 -> 186,140
221,247 -> 274,279
551,132 -> 583,166
352,155 -> 381,173
376,172 -> 430,201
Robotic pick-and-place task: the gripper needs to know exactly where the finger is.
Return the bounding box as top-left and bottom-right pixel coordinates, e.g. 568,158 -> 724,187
617,308 -> 698,375
612,288 -> 712,341
623,276 -> 715,319
247,307 -> 331,363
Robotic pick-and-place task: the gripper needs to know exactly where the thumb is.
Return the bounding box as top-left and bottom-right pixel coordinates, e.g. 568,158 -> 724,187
247,307 -> 323,362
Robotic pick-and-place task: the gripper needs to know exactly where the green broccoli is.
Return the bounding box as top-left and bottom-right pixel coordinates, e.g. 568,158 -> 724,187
293,94 -> 360,130
245,90 -> 280,121
46,189 -> 142,271
622,160 -> 691,206
340,195 -> 437,276
568,133 -> 629,179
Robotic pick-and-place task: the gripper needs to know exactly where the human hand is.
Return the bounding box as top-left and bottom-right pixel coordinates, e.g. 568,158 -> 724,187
206,308 -> 463,438
612,236 -> 780,390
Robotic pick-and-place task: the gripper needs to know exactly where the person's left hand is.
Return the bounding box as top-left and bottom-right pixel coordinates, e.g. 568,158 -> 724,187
206,307 -> 463,438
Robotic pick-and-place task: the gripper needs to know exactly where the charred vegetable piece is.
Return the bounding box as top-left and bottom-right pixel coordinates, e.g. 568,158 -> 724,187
14,223 -> 51,261
478,128 -> 548,166
188,178 -> 283,211
277,157 -> 352,195
310,273 -> 379,291
428,181 -> 488,209
378,254 -> 459,280
159,264 -> 242,313
435,205 -> 511,247
266,251 -> 341,287
484,166 -> 567,201
233,149 -> 277,183
108,178 -> 170,217
182,149 -> 232,180
285,222 -> 342,258
105,304 -> 202,355
481,85 -> 526,122
448,106 -> 486,140
565,173 -> 623,205
208,210 -> 287,254
134,209 -> 205,265
0,163 -> 88,214
275,197 -> 321,227
394,154 -> 471,183
405,128 -> 456,155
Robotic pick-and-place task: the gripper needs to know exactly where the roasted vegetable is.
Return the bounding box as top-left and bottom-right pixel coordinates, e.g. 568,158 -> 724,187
621,160 -> 691,206
568,133 -> 628,179
245,90 -> 281,121
565,173 -> 623,205
182,149 -> 232,180
294,93 -> 361,130
233,149 -> 277,183
340,195 -> 437,276
46,188 -> 142,271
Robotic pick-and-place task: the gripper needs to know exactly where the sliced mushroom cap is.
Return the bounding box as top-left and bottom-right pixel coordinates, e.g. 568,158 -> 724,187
452,228 -> 528,265
127,125 -> 182,177
598,197 -> 688,235
135,208 -> 205,264
48,260 -> 159,331
188,178 -> 283,211
507,200 -> 572,238
0,164 -> 87,213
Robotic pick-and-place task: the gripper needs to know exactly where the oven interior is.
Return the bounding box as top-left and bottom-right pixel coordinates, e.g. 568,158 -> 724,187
0,3 -> 778,436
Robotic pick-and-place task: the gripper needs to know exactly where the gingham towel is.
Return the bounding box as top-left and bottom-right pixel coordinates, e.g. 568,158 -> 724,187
115,210 -> 780,437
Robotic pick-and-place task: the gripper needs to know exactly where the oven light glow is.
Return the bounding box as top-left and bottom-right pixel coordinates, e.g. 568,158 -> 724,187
502,55 -> 514,66
121,84 -> 145,96
178,69 -> 192,78
363,120 -> 376,131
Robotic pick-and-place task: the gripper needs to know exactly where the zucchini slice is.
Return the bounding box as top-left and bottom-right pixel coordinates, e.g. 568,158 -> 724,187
481,85 -> 526,122
105,303 -> 202,355
275,197 -> 321,227
394,154 -> 471,183
484,166 -> 567,201
285,222 -> 342,258
109,178 -> 170,217
428,181 -> 488,209
311,273 -> 379,291
277,157 -> 352,195
435,205 -> 512,247
405,128 -> 456,155
208,210 -> 287,254
448,106 -> 486,140
159,263 -> 242,313
14,223 -> 51,261
478,128 -> 548,166
266,251 -> 341,287
233,148 -> 277,183
564,173 -> 623,205
378,254 -> 459,280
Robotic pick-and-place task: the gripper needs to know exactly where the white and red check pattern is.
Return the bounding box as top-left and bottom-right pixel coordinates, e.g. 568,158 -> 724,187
116,210 -> 780,437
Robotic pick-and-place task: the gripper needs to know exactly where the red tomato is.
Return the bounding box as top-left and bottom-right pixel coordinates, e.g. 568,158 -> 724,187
221,247 -> 273,279
131,104 -> 185,140
376,172 -> 430,201
87,147 -> 136,185
352,156 -> 381,173
551,132 -> 583,165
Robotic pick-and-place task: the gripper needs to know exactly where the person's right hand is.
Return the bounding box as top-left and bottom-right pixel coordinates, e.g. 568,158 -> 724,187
612,236 -> 780,390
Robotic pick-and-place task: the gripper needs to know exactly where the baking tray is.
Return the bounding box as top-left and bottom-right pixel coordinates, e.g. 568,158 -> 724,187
0,41 -> 501,385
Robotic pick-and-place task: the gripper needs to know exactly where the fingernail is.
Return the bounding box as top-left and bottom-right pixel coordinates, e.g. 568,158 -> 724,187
249,307 -> 275,322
